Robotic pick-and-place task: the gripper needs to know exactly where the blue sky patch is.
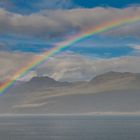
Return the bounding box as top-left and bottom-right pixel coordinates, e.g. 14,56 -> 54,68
69,46 -> 134,58
0,0 -> 140,58
0,34 -> 139,58
73,0 -> 140,8
1,0 -> 140,14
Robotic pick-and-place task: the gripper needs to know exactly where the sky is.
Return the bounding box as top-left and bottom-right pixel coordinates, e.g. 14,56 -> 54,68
0,0 -> 140,82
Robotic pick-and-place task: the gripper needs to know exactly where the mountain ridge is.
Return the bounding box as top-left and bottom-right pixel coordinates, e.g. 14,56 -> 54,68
27,71 -> 140,84
0,71 -> 140,114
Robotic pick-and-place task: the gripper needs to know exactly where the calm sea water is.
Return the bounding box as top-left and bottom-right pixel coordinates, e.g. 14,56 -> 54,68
0,115 -> 140,140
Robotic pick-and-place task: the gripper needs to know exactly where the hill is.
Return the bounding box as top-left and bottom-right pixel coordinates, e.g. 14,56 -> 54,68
0,72 -> 140,114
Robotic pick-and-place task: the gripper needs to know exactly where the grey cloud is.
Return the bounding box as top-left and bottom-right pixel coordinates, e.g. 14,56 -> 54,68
0,0 -> 13,9
129,44 -> 140,56
0,42 -> 9,51
104,21 -> 140,37
0,51 -> 34,81
1,51 -> 140,82
0,0 -> 77,14
0,7 -> 140,39
36,53 -> 140,81
33,0 -> 77,9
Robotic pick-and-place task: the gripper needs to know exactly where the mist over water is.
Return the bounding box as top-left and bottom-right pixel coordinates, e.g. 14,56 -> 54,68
0,115 -> 140,140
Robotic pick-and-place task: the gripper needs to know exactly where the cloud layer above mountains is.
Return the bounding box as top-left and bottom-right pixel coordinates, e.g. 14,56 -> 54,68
1,51 -> 140,82
0,2 -> 140,81
0,7 -> 140,39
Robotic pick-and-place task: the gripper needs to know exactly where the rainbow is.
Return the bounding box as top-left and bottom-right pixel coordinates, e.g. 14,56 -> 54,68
0,15 -> 140,94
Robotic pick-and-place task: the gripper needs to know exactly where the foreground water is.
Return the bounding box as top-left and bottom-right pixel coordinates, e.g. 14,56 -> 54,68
0,115 -> 140,140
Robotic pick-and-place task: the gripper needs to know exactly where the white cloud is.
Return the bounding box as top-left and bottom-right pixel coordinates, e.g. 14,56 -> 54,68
132,44 -> 140,50
129,44 -> 140,55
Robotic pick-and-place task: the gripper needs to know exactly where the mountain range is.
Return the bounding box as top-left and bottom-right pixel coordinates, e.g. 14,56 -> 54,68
0,71 -> 140,115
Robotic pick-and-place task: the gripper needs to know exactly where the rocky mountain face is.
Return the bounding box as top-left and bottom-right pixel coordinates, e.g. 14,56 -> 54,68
0,72 -> 140,114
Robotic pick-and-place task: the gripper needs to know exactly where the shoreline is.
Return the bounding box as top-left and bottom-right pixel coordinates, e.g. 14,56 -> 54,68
1,112 -> 140,117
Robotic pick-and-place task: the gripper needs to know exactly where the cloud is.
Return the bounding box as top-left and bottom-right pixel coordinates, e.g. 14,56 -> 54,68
0,6 -> 140,82
1,51 -> 140,82
131,44 -> 140,50
13,103 -> 46,108
0,42 -> 9,51
129,44 -> 140,55
0,0 -> 77,14
0,51 -> 34,81
37,53 -> 140,81
33,0 -> 77,10
0,7 -> 140,39
0,0 -> 13,9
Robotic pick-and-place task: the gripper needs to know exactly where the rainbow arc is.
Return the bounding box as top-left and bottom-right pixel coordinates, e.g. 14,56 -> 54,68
0,15 -> 140,94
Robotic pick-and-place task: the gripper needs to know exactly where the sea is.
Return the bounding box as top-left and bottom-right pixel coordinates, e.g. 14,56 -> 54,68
0,115 -> 140,140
